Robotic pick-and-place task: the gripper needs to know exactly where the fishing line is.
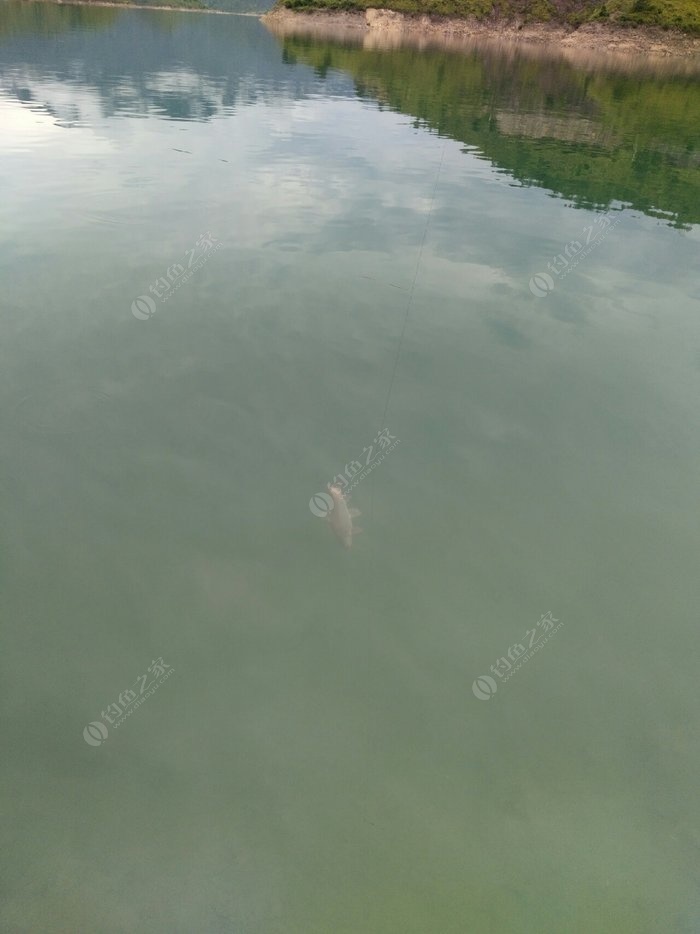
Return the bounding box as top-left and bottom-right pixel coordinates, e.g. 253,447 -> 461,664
359,141 -> 446,801
369,139 -> 447,526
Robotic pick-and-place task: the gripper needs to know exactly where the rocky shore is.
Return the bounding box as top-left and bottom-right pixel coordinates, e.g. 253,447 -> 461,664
262,6 -> 700,59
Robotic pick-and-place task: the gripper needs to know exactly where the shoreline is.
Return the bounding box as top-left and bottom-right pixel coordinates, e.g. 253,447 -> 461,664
262,7 -> 700,58
23,0 -> 700,59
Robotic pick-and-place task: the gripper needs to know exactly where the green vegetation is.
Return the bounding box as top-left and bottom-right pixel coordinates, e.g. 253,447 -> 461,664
278,0 -> 700,33
282,35 -> 700,227
615,0 -> 700,31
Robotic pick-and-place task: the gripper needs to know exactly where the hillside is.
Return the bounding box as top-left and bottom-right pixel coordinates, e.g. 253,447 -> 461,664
276,0 -> 700,34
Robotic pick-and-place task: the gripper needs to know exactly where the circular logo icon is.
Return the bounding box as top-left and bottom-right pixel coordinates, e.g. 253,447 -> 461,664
83,721 -> 108,746
131,295 -> 156,320
309,492 -> 334,518
472,675 -> 498,701
529,273 -> 555,299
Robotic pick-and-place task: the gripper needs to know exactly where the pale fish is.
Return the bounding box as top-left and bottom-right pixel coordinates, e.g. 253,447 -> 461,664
327,484 -> 361,548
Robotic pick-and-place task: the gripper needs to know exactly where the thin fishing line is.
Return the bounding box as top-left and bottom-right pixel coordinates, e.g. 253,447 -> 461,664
369,139 -> 447,525
363,141 -> 446,785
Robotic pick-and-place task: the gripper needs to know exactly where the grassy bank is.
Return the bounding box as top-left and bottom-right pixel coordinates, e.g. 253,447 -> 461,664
277,0 -> 700,34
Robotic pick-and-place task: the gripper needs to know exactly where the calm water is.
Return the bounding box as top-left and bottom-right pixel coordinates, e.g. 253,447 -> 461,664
1,3 -> 699,932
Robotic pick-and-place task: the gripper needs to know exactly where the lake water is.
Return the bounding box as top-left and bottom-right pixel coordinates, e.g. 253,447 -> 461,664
1,3 -> 699,931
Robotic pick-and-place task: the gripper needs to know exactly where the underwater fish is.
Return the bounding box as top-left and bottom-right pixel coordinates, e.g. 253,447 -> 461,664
327,484 -> 361,549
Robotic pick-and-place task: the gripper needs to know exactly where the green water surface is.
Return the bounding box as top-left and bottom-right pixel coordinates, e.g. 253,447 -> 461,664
1,3 -> 699,932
